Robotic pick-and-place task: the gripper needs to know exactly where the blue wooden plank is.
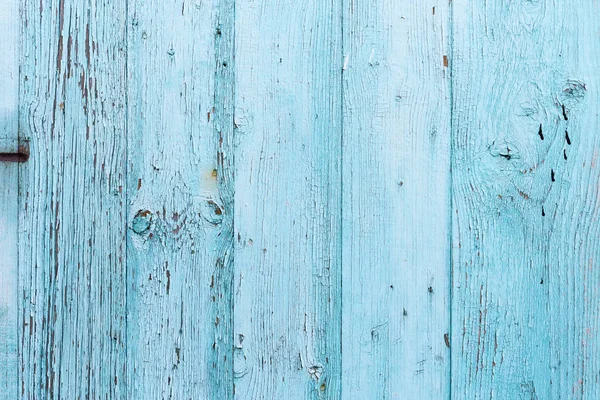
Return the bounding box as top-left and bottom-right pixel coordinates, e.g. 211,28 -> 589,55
342,2 -> 452,398
0,0 -> 19,397
126,0 -> 234,398
452,1 -> 600,398
233,1 -> 343,398
19,0 -> 128,398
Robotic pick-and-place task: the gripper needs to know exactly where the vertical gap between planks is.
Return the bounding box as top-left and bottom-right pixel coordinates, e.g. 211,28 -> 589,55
17,0 -> 24,390
448,0 -> 454,398
16,0 -> 22,393
338,0 -> 345,398
124,0 -> 130,394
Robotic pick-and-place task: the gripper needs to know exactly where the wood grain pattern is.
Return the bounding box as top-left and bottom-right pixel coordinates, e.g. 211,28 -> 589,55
0,0 -> 20,397
341,2 -> 451,398
19,0 -> 128,398
126,0 -> 234,398
5,1 -> 600,397
452,1 -> 600,398
232,0 -> 343,398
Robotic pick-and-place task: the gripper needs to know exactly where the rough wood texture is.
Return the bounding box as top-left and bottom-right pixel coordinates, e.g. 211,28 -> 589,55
232,0 -> 343,398
126,0 -> 234,398
452,1 -> 600,398
7,1 -> 600,398
0,0 -> 19,397
19,0 -> 128,398
341,2 -> 451,398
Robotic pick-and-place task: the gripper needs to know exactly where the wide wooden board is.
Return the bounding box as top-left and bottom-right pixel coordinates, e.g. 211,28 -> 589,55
341,2 -> 452,398
233,0 -> 343,398
452,1 -> 600,398
19,1 -> 128,397
126,0 -> 235,398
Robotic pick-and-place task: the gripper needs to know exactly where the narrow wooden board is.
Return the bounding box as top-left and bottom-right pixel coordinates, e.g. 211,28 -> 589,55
342,2 -> 451,398
452,1 -> 600,398
0,0 -> 20,396
233,1 -> 343,398
126,0 -> 235,398
19,1 -> 128,398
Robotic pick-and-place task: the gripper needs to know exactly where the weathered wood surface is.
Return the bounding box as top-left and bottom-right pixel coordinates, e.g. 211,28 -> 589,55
342,2 -> 451,398
452,1 -> 600,398
126,0 -> 234,398
19,0 -> 128,398
4,1 -> 600,398
233,0 -> 342,398
0,0 -> 20,397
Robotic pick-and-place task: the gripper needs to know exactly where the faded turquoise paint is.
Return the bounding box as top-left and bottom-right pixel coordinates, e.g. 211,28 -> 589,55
342,2 -> 451,398
232,0 -> 342,398
19,0 -> 128,398
126,0 -> 234,398
2,1 -> 600,399
451,1 -> 600,399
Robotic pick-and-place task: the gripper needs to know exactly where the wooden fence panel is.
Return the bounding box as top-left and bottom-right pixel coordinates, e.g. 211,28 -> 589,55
19,1 -> 128,398
233,0 -> 343,398
452,1 -> 600,398
341,2 -> 452,398
126,0 -> 235,398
